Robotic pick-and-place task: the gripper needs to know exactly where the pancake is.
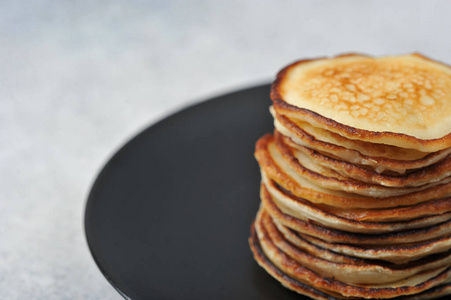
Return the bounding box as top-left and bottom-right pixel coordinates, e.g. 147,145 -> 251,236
328,197 -> 451,223
250,222 -> 451,300
264,178 -> 451,234
256,134 -> 451,209
260,209 -> 451,285
280,133 -> 451,188
298,230 -> 451,264
274,112 -> 451,174
274,219 -> 451,264
261,183 -> 451,245
271,106 -> 437,162
272,131 -> 451,197
253,206 -> 451,298
250,53 -> 451,299
271,54 -> 451,152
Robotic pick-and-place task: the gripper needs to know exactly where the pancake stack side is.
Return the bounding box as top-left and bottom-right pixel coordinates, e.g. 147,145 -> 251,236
249,54 -> 451,299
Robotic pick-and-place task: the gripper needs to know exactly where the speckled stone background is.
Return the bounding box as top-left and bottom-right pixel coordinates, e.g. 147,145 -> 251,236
2,1 -> 451,299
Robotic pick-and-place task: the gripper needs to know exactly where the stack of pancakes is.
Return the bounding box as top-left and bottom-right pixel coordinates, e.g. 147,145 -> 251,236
249,54 -> 451,299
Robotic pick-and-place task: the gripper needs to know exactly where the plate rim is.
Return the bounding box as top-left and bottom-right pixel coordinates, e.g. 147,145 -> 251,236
84,83 -> 271,299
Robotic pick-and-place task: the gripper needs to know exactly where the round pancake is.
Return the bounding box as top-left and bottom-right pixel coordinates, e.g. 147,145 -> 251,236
261,210 -> 451,285
271,54 -> 451,152
274,219 -> 451,264
255,134 -> 451,209
260,184 -> 451,245
272,132 -> 451,197
249,222 -> 451,300
298,230 -> 451,264
316,196 -> 451,223
268,212 -> 362,265
264,133 -> 451,222
280,133 -> 451,188
264,179 -> 451,234
253,207 -> 451,298
274,112 -> 451,174
271,106 -> 434,162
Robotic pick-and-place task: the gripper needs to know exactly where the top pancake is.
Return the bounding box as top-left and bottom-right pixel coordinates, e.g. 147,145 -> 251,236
271,54 -> 451,151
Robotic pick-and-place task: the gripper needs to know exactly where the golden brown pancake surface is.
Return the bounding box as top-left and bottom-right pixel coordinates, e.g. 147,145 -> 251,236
271,54 -> 451,151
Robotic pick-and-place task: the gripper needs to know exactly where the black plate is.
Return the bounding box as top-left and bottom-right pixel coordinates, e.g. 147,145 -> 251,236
85,84 -> 307,299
